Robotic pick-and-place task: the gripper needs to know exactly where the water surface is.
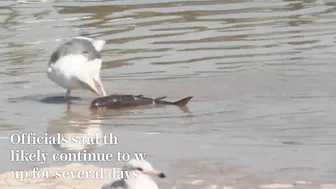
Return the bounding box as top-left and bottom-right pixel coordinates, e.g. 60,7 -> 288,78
1,0 -> 336,188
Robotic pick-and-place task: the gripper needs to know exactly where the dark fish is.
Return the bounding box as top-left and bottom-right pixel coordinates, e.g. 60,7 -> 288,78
90,94 -> 193,110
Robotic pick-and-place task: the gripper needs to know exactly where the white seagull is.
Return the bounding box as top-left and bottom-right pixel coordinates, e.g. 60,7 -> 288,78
46,36 -> 107,102
102,159 -> 166,189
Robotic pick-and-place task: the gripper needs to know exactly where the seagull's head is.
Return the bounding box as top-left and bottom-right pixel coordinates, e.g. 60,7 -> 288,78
122,159 -> 166,178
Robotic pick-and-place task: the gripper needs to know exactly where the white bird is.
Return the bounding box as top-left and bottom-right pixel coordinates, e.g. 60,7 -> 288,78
46,36 -> 107,103
102,159 -> 166,189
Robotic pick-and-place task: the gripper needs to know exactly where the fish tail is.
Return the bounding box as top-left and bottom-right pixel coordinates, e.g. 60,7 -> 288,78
173,96 -> 193,106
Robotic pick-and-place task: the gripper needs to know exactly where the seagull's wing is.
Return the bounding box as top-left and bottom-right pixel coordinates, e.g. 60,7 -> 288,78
102,179 -> 127,189
126,176 -> 160,189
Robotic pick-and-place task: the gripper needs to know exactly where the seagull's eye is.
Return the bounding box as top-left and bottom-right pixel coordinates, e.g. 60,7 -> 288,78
136,167 -> 143,171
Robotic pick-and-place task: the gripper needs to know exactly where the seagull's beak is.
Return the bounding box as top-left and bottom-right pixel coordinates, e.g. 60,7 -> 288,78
145,170 -> 166,178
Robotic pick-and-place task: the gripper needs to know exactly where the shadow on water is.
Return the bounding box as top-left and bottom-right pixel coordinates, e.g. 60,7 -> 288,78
40,96 -> 82,104
7,94 -> 82,104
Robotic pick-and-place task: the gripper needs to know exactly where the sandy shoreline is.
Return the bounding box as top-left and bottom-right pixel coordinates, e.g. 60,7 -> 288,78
0,164 -> 115,189
1,164 -> 335,189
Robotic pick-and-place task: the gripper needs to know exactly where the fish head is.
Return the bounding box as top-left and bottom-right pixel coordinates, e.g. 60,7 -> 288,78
90,96 -> 108,110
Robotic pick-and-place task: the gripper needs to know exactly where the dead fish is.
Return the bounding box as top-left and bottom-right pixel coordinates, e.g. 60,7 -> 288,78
90,94 -> 193,110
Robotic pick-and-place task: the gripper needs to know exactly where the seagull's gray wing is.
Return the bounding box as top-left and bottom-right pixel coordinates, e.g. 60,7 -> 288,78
102,179 -> 126,189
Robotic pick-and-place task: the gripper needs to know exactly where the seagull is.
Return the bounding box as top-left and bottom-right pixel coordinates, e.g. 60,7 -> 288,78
102,159 -> 166,189
46,36 -> 107,103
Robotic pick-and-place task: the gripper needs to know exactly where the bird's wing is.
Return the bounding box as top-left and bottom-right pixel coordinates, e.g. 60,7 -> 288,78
102,179 -> 126,189
126,176 -> 160,189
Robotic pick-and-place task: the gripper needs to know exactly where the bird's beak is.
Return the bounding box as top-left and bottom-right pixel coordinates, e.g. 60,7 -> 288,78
145,170 -> 166,178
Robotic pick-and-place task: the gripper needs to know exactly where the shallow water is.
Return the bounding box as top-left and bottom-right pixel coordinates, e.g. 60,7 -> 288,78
1,0 -> 336,188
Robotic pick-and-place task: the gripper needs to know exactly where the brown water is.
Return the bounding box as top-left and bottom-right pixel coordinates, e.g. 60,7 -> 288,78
1,0 -> 336,188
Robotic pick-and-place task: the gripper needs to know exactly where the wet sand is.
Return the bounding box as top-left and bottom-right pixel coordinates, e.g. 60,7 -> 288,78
1,0 -> 336,188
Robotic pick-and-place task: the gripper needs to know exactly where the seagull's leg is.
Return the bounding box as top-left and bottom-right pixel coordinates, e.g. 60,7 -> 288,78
67,101 -> 72,112
66,89 -> 71,103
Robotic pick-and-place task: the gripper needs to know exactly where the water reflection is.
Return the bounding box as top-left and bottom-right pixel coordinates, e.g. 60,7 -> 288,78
47,110 -> 103,153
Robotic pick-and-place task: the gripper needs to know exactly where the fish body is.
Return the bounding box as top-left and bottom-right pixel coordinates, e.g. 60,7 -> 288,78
90,94 -> 192,110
